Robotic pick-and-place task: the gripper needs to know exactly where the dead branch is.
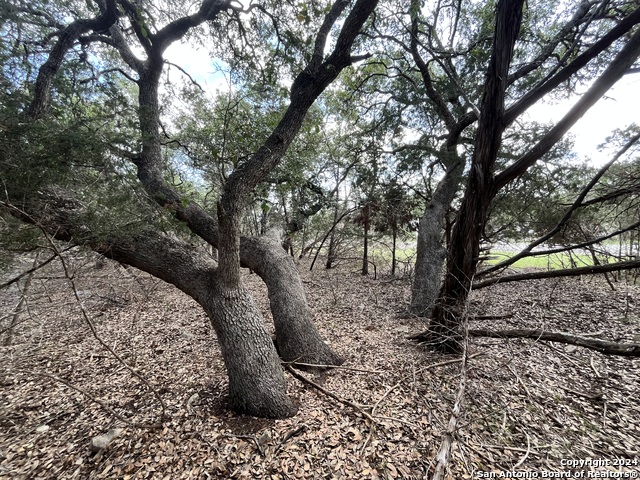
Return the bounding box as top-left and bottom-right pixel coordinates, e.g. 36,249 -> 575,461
283,361 -> 383,374
469,328 -> 640,356
430,271 -> 476,479
430,330 -> 469,479
0,247 -> 73,290
473,259 -> 640,289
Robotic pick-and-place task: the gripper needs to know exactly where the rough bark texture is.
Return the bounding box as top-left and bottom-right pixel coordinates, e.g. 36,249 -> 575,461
205,282 -> 297,417
242,237 -> 344,366
420,0 -> 526,352
410,158 -> 463,316
361,204 -> 370,276
99,232 -> 297,418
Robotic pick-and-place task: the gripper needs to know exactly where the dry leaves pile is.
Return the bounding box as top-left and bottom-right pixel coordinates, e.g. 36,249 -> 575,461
1,253 -> 639,479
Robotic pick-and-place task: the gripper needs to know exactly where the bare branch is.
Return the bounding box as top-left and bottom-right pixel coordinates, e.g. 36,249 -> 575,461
468,329 -> 640,357
473,259 -> 640,289
26,0 -> 119,118
496,27 -> 640,190
482,131 -> 640,276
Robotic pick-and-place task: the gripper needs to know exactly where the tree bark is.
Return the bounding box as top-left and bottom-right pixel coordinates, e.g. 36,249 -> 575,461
100,232 -> 297,418
421,0 -> 526,352
241,236 -> 343,366
361,203 -> 370,275
391,226 -> 397,276
468,329 -> 640,357
410,157 -> 463,316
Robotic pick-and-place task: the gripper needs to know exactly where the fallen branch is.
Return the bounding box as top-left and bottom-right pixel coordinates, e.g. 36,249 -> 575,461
430,328 -> 469,480
283,361 -> 383,374
473,259 -> 640,289
469,328 -> 640,356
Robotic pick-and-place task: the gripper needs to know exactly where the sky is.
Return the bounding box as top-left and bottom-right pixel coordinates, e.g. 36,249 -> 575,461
165,41 -> 640,167
527,73 -> 640,165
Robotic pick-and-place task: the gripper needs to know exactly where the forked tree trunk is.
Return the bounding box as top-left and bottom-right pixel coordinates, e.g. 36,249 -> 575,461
102,232 -> 297,418
414,0 -> 526,352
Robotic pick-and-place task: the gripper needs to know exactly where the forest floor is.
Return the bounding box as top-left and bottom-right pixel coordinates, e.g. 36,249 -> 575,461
0,252 -> 639,479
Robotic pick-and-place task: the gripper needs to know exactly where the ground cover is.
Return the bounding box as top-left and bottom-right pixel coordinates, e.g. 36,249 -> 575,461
1,253 -> 638,479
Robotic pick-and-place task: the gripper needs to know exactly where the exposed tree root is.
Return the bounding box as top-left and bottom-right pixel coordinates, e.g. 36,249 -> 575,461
469,328 -> 640,356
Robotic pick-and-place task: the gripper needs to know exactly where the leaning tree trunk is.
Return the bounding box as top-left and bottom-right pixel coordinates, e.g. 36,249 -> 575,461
326,201 -> 340,269
413,0 -> 526,352
411,157 -> 463,316
204,280 -> 297,417
242,236 -> 343,366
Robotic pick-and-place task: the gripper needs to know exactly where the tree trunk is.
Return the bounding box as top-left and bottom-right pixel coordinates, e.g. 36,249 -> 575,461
417,0 -> 526,352
326,202 -> 340,269
102,232 -> 297,418
362,203 -> 370,275
410,157 -> 463,316
204,281 -> 297,417
242,236 -> 344,366
391,226 -> 397,276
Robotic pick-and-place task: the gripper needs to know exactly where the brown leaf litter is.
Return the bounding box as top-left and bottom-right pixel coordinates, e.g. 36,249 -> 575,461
1,253 -> 639,479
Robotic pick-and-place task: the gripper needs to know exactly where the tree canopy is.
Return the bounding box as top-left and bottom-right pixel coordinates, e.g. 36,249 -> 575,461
1,0 -> 640,418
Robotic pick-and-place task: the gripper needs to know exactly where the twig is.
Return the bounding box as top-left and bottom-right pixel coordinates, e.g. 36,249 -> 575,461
513,430 -> 531,468
372,353 -> 485,418
589,355 -> 602,378
53,242 -> 168,423
557,384 -> 603,401
457,438 -> 508,472
222,433 -> 266,456
5,200 -> 169,427
507,364 -> 531,397
275,426 -> 307,454
285,365 -> 375,423
471,313 -> 514,321
283,361 -> 383,374
8,368 -> 159,429
0,247 -> 74,290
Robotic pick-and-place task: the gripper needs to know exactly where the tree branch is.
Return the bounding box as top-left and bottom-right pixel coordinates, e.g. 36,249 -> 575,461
26,0 -> 119,118
504,4 -> 640,126
468,329 -> 640,357
473,259 -> 640,289
495,26 -> 640,190
481,131 -> 640,276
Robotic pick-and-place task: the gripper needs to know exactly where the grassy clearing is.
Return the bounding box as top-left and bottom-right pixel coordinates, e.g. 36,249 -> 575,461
485,250 -> 597,270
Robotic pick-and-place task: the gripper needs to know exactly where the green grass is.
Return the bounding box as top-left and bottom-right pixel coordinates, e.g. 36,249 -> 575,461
485,250 -> 597,270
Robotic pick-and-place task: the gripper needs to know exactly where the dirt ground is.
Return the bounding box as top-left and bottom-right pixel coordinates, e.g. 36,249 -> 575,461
1,251 -> 639,479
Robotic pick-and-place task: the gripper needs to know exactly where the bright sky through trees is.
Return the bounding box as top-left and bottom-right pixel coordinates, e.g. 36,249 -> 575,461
166,41 -> 640,167
527,73 -> 640,164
